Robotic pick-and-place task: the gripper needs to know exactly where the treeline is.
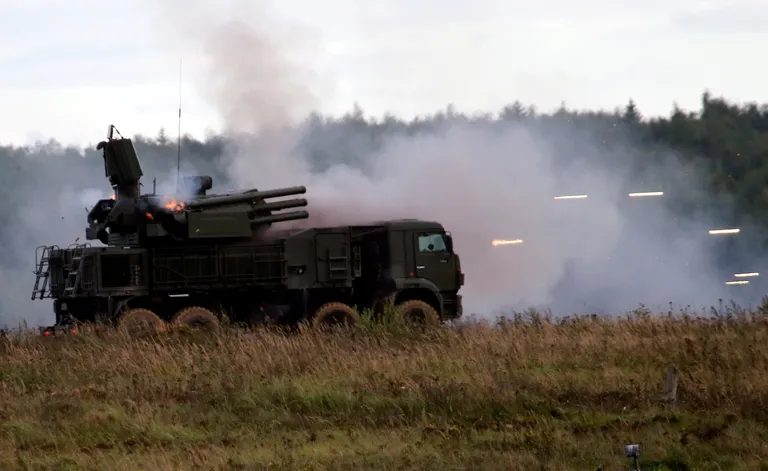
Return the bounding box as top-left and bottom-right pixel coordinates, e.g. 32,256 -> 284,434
3,90 -> 768,241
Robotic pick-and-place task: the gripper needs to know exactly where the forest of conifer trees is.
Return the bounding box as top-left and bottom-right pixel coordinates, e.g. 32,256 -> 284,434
3,90 -> 768,320
4,92 -> 767,232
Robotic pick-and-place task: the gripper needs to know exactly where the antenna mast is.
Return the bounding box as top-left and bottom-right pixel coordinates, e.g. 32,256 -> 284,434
175,57 -> 182,192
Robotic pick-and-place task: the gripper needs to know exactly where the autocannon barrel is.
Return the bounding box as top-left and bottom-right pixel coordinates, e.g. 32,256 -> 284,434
185,185 -> 307,209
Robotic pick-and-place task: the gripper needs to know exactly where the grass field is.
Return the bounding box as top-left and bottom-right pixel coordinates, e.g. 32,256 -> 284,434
1,304 -> 768,470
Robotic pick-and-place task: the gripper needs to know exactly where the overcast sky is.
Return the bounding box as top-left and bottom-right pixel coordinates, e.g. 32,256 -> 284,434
1,0 -> 766,147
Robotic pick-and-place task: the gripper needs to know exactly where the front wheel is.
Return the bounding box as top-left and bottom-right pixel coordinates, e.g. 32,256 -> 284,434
396,300 -> 441,327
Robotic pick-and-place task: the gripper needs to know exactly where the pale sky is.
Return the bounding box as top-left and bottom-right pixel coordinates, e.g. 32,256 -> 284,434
1,0 -> 766,147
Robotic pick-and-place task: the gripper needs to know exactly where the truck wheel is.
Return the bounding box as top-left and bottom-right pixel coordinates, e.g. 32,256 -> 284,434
313,302 -> 359,329
397,300 -> 440,326
118,308 -> 166,336
171,306 -> 220,333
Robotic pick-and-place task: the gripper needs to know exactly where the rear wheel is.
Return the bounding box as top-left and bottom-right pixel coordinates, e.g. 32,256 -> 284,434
118,308 -> 166,336
312,302 -> 359,329
171,306 -> 220,333
396,300 -> 440,327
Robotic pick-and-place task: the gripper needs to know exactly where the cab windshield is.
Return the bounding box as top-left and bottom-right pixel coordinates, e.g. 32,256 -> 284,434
418,233 -> 448,253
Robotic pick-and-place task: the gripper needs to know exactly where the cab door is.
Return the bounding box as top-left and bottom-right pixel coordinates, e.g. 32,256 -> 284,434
412,231 -> 455,290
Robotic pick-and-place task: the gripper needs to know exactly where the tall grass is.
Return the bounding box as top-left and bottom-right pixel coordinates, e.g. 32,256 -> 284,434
1,303 -> 768,470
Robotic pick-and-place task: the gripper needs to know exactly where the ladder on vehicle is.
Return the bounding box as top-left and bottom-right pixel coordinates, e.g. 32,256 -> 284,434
64,243 -> 89,296
328,249 -> 349,280
31,245 -> 57,300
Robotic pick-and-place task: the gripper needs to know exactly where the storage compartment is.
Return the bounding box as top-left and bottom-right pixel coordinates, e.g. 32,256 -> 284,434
99,252 -> 146,288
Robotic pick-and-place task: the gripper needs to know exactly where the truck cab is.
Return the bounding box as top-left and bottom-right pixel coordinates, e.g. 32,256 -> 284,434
385,219 -> 464,319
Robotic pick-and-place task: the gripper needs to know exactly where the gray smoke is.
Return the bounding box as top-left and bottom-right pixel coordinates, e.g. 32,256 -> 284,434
0,146 -> 106,329
155,0 -> 764,318
3,0 -> 759,330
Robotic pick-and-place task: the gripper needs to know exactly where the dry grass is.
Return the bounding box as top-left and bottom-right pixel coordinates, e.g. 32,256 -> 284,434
2,305 -> 768,470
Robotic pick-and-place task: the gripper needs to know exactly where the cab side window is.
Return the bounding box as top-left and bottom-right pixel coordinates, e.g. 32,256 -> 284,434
418,233 -> 447,252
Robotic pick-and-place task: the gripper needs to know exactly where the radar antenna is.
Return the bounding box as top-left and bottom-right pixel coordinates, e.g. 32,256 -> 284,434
175,57 -> 182,193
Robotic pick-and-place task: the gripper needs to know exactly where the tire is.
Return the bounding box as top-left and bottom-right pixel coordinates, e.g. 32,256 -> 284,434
118,308 -> 166,336
171,306 -> 220,333
312,302 -> 359,329
397,300 -> 441,326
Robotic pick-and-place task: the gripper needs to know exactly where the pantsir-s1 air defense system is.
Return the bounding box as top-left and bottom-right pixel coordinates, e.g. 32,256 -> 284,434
31,125 -> 464,334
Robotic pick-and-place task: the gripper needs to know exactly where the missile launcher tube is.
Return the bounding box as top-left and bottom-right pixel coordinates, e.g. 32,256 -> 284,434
185,186 -> 307,210
247,198 -> 307,215
250,210 -> 309,225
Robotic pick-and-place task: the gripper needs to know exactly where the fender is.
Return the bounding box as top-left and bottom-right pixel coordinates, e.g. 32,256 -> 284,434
393,277 -> 444,311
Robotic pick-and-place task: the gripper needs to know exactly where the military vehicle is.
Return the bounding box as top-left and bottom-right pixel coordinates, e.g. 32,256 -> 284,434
31,125 -> 464,334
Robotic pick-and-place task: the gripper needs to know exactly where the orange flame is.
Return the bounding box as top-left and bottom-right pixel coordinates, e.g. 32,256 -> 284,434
110,192 -> 186,212
145,212 -> 154,220
165,200 -> 186,212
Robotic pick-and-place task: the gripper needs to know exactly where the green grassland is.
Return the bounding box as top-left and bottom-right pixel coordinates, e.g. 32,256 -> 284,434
1,305 -> 768,470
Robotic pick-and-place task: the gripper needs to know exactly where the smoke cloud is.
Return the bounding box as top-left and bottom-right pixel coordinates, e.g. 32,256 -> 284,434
156,0 -> 767,318
0,146 -> 103,329
1,0 -> 762,330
